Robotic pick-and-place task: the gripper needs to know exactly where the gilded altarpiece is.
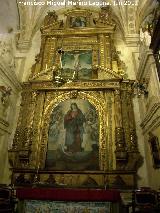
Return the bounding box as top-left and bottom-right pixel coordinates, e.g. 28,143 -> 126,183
9,7 -> 141,189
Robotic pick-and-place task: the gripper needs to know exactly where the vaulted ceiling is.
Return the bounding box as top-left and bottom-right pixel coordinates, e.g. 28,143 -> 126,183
0,0 -> 19,33
0,0 -> 159,82
0,0 -> 158,37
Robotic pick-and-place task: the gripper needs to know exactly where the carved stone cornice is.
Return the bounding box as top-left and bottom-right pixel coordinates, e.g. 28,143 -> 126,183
140,102 -> 160,133
16,39 -> 32,51
124,34 -> 139,47
0,61 -> 22,91
137,48 -> 156,81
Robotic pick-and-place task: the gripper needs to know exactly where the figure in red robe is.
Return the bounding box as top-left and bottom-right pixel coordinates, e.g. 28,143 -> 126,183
64,103 -> 86,153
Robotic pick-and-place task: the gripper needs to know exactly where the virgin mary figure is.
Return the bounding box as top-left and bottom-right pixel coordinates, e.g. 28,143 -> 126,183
64,103 -> 86,153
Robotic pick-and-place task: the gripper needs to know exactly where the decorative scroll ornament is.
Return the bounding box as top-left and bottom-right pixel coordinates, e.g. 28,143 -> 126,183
93,6 -> 115,27
0,86 -> 12,118
40,10 -> 63,32
0,86 -> 12,104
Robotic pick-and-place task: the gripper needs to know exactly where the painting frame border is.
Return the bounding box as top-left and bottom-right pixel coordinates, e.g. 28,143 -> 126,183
55,41 -> 99,79
39,91 -> 108,172
61,49 -> 93,80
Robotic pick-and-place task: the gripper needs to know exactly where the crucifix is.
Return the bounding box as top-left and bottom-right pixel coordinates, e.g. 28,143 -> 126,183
73,54 -> 81,80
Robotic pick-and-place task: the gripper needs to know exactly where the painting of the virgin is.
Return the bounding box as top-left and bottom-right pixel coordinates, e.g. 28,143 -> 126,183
46,99 -> 99,171
64,103 -> 86,153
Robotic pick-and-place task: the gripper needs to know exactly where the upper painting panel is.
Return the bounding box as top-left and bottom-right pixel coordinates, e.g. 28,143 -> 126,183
61,50 -> 92,80
70,16 -> 87,28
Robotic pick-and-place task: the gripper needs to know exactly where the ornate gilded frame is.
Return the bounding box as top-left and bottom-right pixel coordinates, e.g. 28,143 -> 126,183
42,36 -> 99,80
39,90 -> 108,171
65,8 -> 92,28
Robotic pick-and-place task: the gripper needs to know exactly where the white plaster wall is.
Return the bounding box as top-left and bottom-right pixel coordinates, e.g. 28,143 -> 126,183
22,30 -> 41,81
133,97 -> 150,187
0,71 -> 21,184
137,44 -> 160,190
114,32 -> 139,79
0,33 -> 22,184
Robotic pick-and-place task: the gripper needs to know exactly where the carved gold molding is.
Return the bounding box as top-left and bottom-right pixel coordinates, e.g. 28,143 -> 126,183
42,28 -> 115,36
28,80 -> 121,90
8,7 -> 142,189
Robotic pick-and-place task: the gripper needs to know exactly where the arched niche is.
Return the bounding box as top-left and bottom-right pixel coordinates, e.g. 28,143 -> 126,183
39,91 -> 108,171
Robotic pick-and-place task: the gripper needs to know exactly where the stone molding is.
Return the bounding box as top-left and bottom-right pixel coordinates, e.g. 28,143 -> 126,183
137,47 -> 155,81
124,34 -> 139,47
0,61 -> 22,91
140,101 -> 160,134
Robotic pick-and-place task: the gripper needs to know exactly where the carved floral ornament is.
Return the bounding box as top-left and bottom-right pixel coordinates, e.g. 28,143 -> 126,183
0,86 -> 12,105
0,35 -> 15,68
0,86 -> 12,118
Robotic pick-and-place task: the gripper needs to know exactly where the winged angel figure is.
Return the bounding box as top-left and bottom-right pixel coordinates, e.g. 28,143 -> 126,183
48,103 -> 99,154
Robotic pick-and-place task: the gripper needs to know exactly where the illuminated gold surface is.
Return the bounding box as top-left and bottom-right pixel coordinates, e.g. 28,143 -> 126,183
9,8 -> 140,188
